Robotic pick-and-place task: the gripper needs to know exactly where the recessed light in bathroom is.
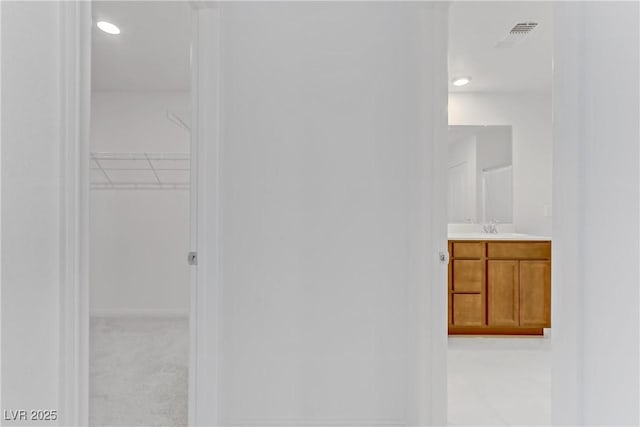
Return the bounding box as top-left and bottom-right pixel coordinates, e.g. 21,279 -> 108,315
97,21 -> 120,35
452,77 -> 471,87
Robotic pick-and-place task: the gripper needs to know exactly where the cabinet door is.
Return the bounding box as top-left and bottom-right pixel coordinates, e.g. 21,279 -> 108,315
488,260 -> 519,326
519,261 -> 551,327
451,294 -> 484,327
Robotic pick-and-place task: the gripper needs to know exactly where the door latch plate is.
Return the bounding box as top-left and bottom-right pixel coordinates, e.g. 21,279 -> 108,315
188,251 -> 198,266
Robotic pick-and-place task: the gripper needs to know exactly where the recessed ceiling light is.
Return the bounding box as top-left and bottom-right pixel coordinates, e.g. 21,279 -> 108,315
452,77 -> 471,87
97,21 -> 120,35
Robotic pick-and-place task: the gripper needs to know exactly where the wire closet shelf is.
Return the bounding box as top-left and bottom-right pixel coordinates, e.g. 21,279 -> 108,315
91,152 -> 190,191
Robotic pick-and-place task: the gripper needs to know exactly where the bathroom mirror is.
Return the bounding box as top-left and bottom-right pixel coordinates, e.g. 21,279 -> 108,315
447,125 -> 513,224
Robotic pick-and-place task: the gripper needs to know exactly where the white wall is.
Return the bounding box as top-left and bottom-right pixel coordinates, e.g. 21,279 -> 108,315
90,92 -> 190,315
449,93 -> 552,235
1,1 -> 61,422
552,2 -> 639,425
91,92 -> 190,153
199,3 -> 448,424
90,190 -> 190,315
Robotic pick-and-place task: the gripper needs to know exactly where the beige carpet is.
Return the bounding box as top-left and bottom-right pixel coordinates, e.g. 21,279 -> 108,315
90,317 -> 188,427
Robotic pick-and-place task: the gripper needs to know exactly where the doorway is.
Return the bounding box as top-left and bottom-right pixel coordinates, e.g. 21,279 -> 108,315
88,2 -> 193,425
446,2 -> 554,425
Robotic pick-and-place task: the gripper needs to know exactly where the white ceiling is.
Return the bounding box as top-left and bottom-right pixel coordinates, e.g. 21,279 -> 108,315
92,1 -> 191,91
449,1 -> 553,93
92,1 -> 551,94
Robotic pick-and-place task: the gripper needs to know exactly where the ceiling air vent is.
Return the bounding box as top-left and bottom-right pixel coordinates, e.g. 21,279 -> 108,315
510,22 -> 538,34
495,22 -> 539,48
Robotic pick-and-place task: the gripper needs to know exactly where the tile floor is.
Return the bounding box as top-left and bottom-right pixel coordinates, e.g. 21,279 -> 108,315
448,336 -> 551,426
90,318 -> 550,426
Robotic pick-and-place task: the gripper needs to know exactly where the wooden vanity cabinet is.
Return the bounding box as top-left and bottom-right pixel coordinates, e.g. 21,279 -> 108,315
448,240 -> 551,335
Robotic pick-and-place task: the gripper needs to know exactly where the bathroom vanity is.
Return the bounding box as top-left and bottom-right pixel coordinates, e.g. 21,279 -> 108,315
446,125 -> 551,335
448,234 -> 551,336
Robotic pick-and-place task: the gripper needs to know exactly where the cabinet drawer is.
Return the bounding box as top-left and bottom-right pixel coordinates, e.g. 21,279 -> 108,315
452,242 -> 484,258
452,260 -> 483,292
487,242 -> 551,259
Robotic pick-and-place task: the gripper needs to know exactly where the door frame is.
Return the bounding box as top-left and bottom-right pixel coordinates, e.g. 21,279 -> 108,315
58,1 -> 206,425
59,1 -> 91,425
59,2 -> 449,426
188,4 -> 220,425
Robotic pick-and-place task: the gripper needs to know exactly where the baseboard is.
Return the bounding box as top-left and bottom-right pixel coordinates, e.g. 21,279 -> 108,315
90,308 -> 189,318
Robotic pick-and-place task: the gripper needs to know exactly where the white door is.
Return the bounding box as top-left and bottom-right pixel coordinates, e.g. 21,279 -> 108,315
482,166 -> 513,223
191,3 -> 449,426
448,162 -> 469,223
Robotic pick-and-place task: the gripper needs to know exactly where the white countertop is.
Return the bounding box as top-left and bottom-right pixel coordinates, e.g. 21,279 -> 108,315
448,233 -> 551,241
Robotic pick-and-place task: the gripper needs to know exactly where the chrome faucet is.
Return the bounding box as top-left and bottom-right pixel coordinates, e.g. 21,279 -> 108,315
482,219 -> 499,234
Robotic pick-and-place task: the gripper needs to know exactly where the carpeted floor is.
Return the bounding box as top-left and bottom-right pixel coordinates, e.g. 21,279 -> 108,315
90,317 -> 188,427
